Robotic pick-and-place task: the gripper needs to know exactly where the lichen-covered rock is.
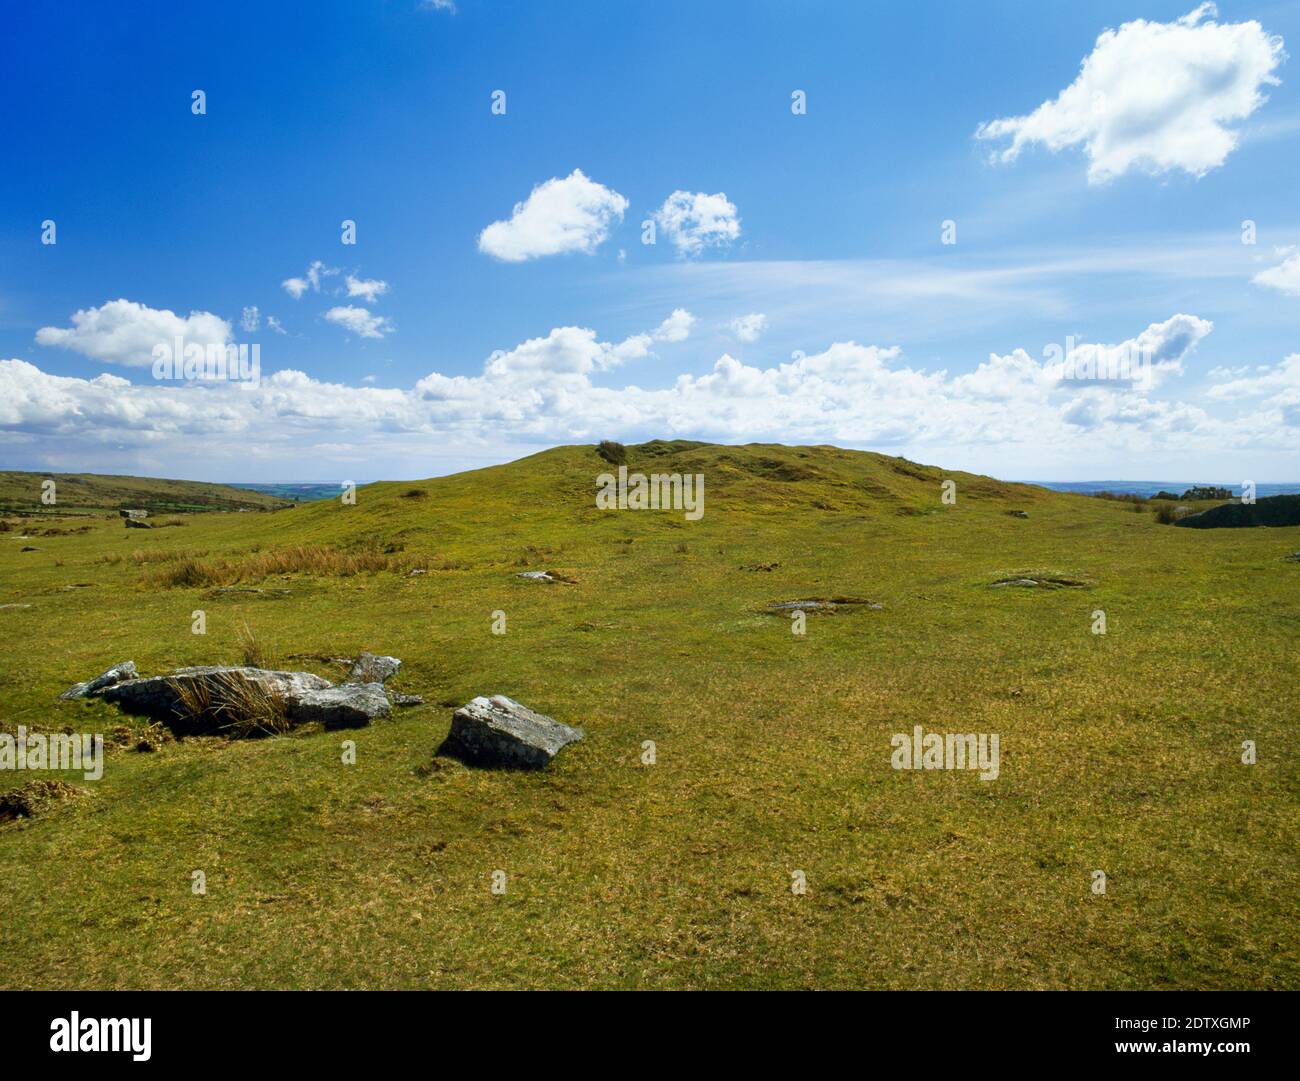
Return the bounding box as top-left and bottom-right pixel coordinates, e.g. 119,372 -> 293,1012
439,695 -> 583,769
347,652 -> 401,685
58,661 -> 138,700
293,683 -> 391,728
95,666 -> 331,721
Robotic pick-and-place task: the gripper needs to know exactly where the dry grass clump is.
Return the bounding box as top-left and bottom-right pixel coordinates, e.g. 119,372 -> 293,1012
236,621 -> 279,669
97,548 -> 209,567
145,544 -> 426,587
168,670 -> 291,739
0,779 -> 84,822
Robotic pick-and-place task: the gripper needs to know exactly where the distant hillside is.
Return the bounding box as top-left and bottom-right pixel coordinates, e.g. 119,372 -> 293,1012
1175,494 -> 1300,528
225,482 -> 342,503
0,471 -> 291,515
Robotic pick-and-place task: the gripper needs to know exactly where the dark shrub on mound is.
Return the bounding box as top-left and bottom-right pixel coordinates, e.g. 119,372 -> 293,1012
1175,494 -> 1300,529
596,440 -> 627,466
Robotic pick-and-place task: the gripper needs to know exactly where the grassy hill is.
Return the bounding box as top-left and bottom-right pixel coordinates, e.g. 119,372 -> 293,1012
0,471 -> 292,516
0,441 -> 1296,989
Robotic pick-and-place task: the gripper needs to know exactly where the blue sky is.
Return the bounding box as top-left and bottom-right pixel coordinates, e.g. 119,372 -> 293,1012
1,0 -> 1298,482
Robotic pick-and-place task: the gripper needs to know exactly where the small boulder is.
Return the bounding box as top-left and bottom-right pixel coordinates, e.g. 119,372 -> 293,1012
347,652 -> 401,685
58,660 -> 138,701
391,693 -> 424,708
124,519 -> 152,529
439,695 -> 583,769
1006,510 -> 1030,519
293,683 -> 391,729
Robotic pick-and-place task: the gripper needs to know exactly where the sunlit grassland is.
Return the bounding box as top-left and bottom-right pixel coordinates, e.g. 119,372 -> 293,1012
0,442 -> 1296,989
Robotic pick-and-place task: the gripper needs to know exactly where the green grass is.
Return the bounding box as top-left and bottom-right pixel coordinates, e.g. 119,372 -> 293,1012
0,442 -> 1296,989
0,470 -> 291,516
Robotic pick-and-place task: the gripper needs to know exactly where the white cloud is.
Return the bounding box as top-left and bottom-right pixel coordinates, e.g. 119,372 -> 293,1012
1253,250 -> 1300,296
241,306 -> 260,332
1207,352 -> 1300,400
654,191 -> 741,256
35,299 -> 232,368
976,4 -> 1286,182
654,308 -> 695,343
478,169 -> 629,262
9,310 -> 1282,481
282,260 -> 338,299
324,306 -> 394,339
421,0 -> 456,12
266,315 -> 286,335
346,274 -> 389,302
731,313 -> 767,343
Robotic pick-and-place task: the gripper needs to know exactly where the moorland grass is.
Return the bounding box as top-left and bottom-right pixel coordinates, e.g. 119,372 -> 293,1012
0,442 -> 1296,989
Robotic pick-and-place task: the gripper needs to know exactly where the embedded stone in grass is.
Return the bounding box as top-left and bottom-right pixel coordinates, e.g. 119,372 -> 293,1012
990,575 -> 1087,589
515,570 -> 574,584
95,666 -> 332,730
58,660 -> 138,700
1006,510 -> 1030,518
764,597 -> 883,614
346,651 -> 401,685
293,683 -> 391,729
0,778 -> 85,822
439,695 -> 583,769
208,586 -> 291,597
123,518 -> 152,529
391,693 -> 424,708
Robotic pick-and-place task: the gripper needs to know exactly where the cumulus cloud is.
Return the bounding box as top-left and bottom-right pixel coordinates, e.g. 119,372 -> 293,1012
731,313 -> 767,343
1207,352 -> 1300,400
345,274 -> 389,302
954,315 -> 1212,401
8,310 -> 1280,479
35,299 -> 233,368
478,170 -> 629,262
282,260 -> 338,299
1253,250 -> 1300,296
976,4 -> 1286,182
654,190 -> 741,256
654,308 -> 695,343
324,306 -> 394,339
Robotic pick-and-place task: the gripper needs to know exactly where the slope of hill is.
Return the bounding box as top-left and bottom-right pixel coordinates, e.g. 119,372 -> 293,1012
1,442 -> 1296,990
0,471 -> 292,515
1176,494 -> 1300,528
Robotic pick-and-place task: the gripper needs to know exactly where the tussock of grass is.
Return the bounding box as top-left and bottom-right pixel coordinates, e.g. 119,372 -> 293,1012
167,670 -> 291,739
237,621 -> 279,669
145,544 -> 427,587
